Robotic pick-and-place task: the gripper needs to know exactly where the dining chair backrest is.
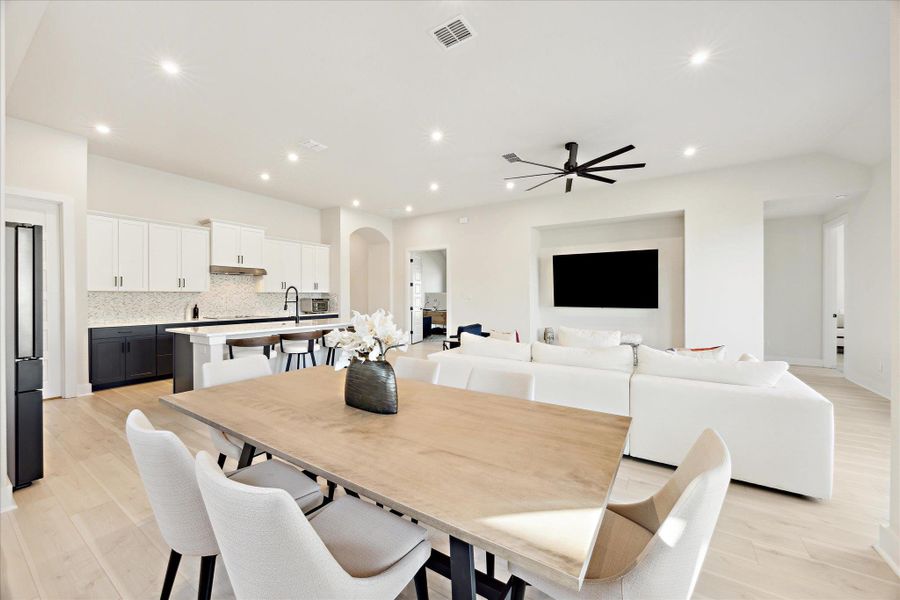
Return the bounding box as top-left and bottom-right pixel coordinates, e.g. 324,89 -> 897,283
393,357 -> 440,384
194,450 -> 351,598
281,330 -> 323,342
125,410 -> 219,557
467,367 -> 535,400
200,354 -> 272,388
607,429 -> 731,599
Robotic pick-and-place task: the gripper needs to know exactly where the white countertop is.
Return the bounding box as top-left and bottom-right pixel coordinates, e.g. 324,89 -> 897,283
167,317 -> 348,340
89,313 -> 338,329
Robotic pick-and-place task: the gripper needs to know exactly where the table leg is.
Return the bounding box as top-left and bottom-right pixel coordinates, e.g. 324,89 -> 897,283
449,536 -> 476,600
237,442 -> 256,469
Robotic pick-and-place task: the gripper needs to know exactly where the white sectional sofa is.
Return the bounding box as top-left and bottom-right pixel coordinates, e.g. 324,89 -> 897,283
428,334 -> 834,499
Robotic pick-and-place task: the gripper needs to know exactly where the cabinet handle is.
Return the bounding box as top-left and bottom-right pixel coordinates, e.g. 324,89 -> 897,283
114,275 -> 118,288
126,341 -> 131,352
121,341 -> 125,352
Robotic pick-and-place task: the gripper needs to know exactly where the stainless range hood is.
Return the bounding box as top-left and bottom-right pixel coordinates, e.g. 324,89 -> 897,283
209,265 -> 267,276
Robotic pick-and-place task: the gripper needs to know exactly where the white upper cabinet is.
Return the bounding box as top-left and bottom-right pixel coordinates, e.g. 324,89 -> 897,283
87,215 -> 148,291
300,243 -> 330,293
179,227 -> 210,292
148,223 -> 181,292
207,220 -> 265,268
262,239 -> 302,293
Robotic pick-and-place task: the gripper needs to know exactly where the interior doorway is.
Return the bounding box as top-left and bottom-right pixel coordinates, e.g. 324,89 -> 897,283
823,216 -> 846,370
408,248 -> 448,345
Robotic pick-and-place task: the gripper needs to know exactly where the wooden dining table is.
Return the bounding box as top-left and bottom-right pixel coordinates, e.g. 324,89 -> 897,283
160,365 -> 631,600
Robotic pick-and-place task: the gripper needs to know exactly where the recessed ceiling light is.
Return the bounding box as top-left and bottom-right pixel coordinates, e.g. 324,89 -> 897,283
690,50 -> 710,66
506,181 -> 515,190
95,123 -> 111,135
683,146 -> 697,157
287,152 -> 299,162
429,182 -> 440,192
160,60 -> 180,75
430,130 -> 444,142
260,172 -> 270,181
405,205 -> 413,213
352,199 -> 360,207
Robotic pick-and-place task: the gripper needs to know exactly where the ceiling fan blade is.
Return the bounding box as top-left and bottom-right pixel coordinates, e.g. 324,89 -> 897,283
565,178 -> 573,193
578,172 -> 616,184
581,163 -> 646,173
577,145 -> 636,170
525,174 -> 565,192
518,159 -> 565,172
504,172 -> 563,180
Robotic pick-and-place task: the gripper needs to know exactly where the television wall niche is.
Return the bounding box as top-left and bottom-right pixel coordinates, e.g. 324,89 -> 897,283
552,249 -> 659,308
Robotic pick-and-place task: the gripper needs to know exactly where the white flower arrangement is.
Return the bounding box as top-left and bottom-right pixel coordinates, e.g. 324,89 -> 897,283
325,309 -> 409,370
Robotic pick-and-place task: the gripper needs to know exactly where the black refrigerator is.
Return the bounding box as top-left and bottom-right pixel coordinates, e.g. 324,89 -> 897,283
5,222 -> 43,490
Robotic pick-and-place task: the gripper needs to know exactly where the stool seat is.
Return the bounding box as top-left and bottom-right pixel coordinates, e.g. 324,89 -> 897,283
280,330 -> 324,370
226,335 -> 280,360
281,340 -> 321,354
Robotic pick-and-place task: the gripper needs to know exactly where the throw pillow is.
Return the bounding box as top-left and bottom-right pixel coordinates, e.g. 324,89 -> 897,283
637,345 -> 788,387
669,345 -> 727,360
738,353 -> 760,362
459,332 -> 531,362
557,326 -> 621,349
488,329 -> 519,342
531,342 -> 634,373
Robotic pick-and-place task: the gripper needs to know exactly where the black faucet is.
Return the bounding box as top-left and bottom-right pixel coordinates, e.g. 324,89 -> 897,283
283,286 -> 300,324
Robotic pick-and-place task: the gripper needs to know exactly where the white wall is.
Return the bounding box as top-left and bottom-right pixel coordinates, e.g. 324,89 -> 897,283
537,215 -> 684,349
419,250 -> 446,293
764,215 -> 824,364
348,232 -> 369,314
88,155 -> 321,241
367,241 -> 390,313
393,154 -> 871,359
845,160 -> 893,397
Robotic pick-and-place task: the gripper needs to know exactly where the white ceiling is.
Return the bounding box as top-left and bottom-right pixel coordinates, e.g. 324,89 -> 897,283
7,1 -> 891,216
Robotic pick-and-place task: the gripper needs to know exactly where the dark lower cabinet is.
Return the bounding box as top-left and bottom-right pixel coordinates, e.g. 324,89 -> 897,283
125,335 -> 157,380
89,325 -> 158,390
90,337 -> 127,386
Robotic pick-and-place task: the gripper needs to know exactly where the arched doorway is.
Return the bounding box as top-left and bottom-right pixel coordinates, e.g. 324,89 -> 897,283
348,227 -> 391,315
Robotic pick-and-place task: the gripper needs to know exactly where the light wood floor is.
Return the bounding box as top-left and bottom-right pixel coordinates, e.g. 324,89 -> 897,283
1,351 -> 897,599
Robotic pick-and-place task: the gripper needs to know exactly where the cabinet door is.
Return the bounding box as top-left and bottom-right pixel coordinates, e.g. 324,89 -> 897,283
148,223 -> 180,292
262,239 -> 284,293
300,244 -> 317,292
117,219 -> 148,291
180,228 -> 210,292
210,222 -> 241,267
315,246 -> 330,292
240,227 -> 265,268
282,241 -> 302,290
87,215 -> 118,291
90,338 -> 126,385
125,334 -> 157,380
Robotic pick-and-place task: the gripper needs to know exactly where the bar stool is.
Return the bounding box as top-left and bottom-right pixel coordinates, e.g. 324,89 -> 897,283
320,329 -> 338,367
226,335 -> 281,360
280,331 -> 322,370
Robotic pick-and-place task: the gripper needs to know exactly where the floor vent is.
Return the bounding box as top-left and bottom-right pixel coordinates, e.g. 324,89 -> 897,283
432,16 -> 475,49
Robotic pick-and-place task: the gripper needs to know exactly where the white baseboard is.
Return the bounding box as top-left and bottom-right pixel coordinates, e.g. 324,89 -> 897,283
844,372 -> 891,399
0,478 -> 17,513
875,524 -> 900,578
764,355 -> 824,367
77,383 -> 93,396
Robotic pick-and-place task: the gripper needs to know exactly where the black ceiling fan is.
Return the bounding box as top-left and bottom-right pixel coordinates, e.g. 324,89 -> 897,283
503,142 -> 645,193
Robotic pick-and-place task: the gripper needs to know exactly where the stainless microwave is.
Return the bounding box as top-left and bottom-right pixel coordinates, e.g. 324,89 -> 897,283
301,297 -> 329,313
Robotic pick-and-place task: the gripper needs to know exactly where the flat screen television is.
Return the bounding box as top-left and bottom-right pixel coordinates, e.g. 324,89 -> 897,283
552,249 -> 658,308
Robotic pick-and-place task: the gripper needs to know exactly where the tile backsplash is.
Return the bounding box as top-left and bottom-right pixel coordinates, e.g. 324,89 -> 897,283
88,274 -> 334,325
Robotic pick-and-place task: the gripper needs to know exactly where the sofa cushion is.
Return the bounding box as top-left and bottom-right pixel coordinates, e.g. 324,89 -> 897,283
532,342 -> 634,373
459,332 -> 531,362
637,345 -> 788,387
558,326 -> 621,349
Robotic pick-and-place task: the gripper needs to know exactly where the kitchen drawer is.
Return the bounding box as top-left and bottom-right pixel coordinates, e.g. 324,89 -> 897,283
91,325 -> 156,340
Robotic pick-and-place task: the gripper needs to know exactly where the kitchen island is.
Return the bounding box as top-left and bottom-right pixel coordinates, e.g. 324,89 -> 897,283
168,317 -> 348,392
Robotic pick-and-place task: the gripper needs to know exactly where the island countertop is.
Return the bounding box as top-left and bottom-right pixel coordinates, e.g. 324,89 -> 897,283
167,317 -> 348,340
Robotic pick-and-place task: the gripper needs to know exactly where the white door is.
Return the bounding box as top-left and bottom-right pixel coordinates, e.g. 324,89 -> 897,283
300,244 -> 317,292
315,245 -> 330,292
283,241 -> 302,290
148,223 -> 180,292
240,227 -> 265,268
87,215 -> 118,291
262,239 -> 284,292
210,222 -> 241,267
180,228 -> 210,292
822,217 -> 846,369
409,255 -> 424,344
116,219 -> 148,291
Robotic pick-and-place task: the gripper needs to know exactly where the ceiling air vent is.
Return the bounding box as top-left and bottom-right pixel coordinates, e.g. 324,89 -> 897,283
301,139 -> 328,152
432,16 -> 475,49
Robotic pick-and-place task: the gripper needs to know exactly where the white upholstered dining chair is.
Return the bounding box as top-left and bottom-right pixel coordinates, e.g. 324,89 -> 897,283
194,450 -> 432,600
467,367 -> 535,400
200,355 -> 272,467
125,410 -> 324,600
508,429 -> 732,600
394,356 -> 440,384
